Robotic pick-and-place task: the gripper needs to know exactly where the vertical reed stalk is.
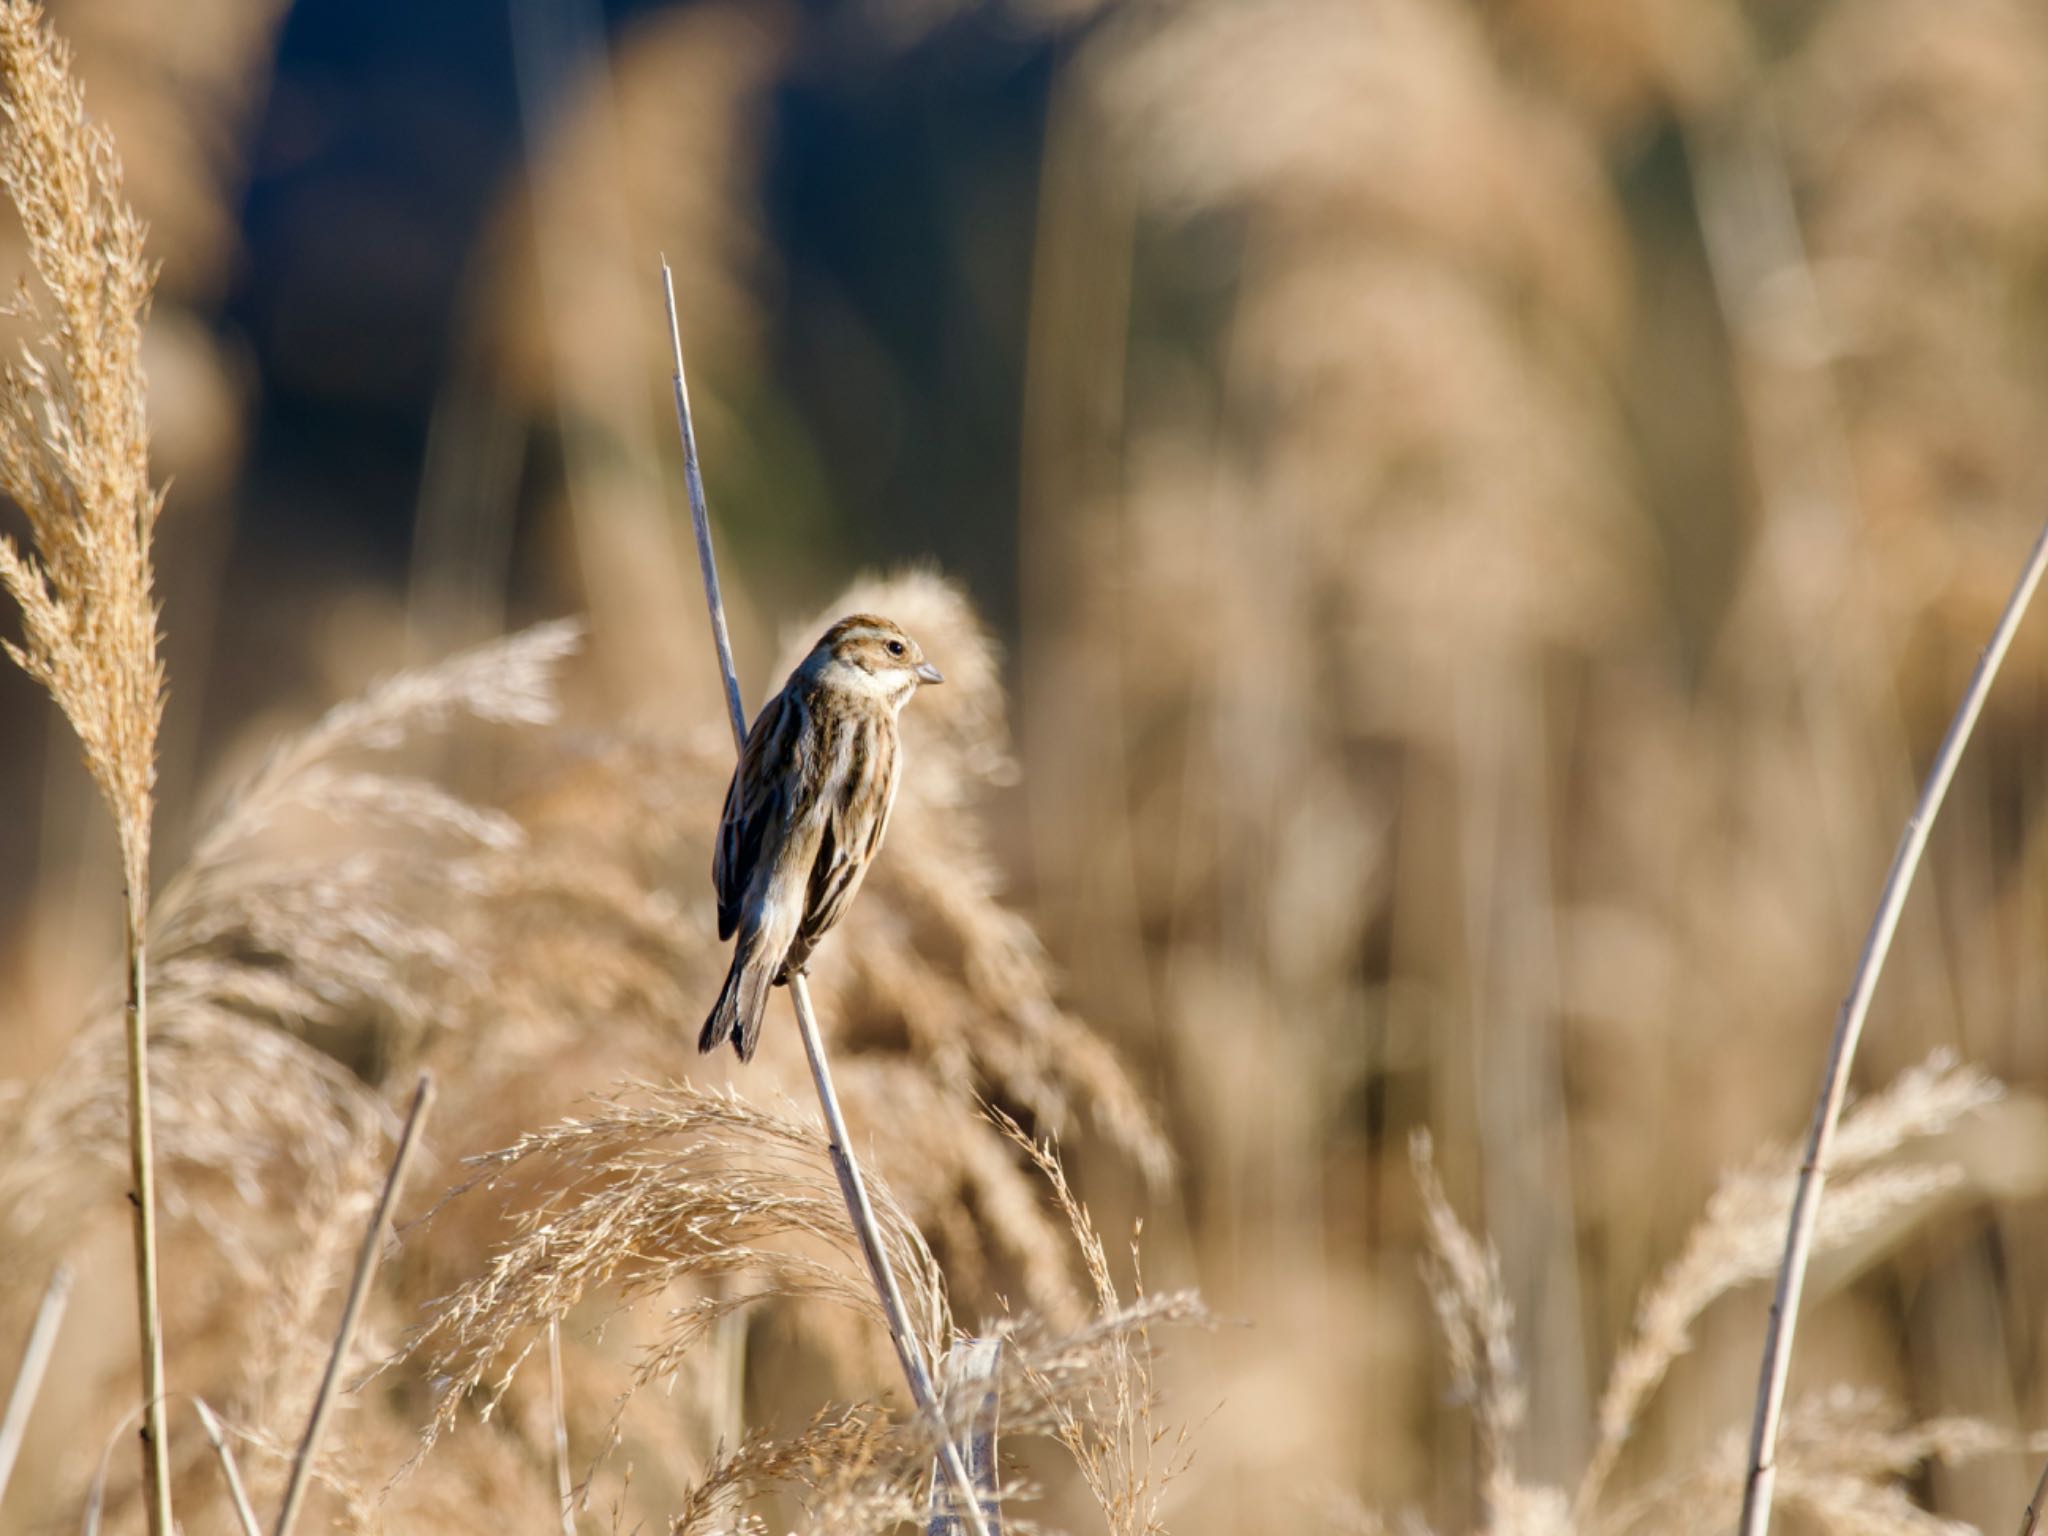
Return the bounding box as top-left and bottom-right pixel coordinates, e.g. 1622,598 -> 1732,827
661,259 -> 993,1536
0,6 -> 170,1524
1739,516 -> 2048,1536
192,1399 -> 262,1536
274,1075 -> 435,1536
123,894 -> 171,1536
548,1318 -> 575,1535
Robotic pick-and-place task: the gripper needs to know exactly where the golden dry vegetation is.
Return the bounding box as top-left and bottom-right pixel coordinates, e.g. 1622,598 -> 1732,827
5,0 -> 2048,1533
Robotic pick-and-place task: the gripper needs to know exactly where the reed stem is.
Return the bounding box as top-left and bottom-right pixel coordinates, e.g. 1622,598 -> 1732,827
662,258 -> 993,1536
274,1075 -> 435,1536
192,1399 -> 262,1536
123,893 -> 171,1536
1738,516 -> 2048,1536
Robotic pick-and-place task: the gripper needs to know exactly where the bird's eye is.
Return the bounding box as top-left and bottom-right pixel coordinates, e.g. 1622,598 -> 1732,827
886,640 -> 906,657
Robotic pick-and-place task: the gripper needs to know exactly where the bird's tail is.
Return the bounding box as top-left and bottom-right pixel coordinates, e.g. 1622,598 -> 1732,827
699,945 -> 776,1062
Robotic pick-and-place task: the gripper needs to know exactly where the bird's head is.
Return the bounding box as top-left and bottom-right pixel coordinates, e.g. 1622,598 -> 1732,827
810,614 -> 943,704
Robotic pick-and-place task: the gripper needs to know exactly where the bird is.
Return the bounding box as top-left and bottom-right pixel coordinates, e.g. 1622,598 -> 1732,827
699,613 -> 943,1061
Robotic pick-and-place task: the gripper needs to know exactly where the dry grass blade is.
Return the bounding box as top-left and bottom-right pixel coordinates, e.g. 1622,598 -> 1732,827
0,1261 -> 72,1511
662,256 -> 745,754
191,1398 -> 262,1536
275,1074 -> 436,1536
1740,516 -> 2048,1536
662,258 -> 993,1536
0,4 -> 170,1527
81,1395 -> 275,1536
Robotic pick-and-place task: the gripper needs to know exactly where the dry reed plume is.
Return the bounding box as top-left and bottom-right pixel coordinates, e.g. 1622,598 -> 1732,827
1,572 -> 1186,1531
400,1078 -> 1203,1532
0,0 -> 160,871
1380,1054 -> 2024,1536
0,3 -> 170,1527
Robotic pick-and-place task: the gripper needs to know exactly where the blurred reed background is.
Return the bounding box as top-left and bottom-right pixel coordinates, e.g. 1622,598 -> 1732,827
7,0 -> 2048,1532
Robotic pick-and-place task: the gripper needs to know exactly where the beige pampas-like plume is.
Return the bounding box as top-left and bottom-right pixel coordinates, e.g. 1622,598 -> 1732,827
0,0 -> 162,894
0,4 -> 171,1528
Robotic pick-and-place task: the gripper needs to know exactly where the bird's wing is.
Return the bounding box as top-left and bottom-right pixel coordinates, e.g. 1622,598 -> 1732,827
797,715 -> 896,957
714,689 -> 808,939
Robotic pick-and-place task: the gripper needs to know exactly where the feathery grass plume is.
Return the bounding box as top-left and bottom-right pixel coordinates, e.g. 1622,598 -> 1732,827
0,4 -> 172,1524
0,622 -> 581,1277
1576,1052 -> 2001,1515
6,575 -> 1152,1528
1335,1056 -> 2010,1536
1408,1132 -> 1524,1519
0,622 -> 589,1527
0,1007 -> 387,1279
396,1082 -> 1203,1532
665,1403 -> 920,1536
995,1111 -> 1202,1536
400,1081 -> 951,1462
839,1059 -> 1087,1328
0,0 -> 161,889
147,619 -> 583,1057
1602,1387 -> 2020,1536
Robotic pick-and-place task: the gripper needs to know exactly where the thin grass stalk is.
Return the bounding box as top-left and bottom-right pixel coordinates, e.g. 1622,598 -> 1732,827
788,973 -> 995,1531
192,1398 -> 262,1536
81,1396 -> 144,1536
274,1075 -> 435,1536
121,896 -> 172,1536
80,1395 -> 258,1536
926,1337 -> 1002,1536
0,1261 -> 73,1510
661,259 -> 994,1536
2021,1453 -> 2048,1536
663,256 -> 747,750
548,1318 -> 575,1536
1738,516 -> 2048,1536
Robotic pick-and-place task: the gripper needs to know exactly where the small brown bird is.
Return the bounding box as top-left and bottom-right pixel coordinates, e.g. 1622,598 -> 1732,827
700,614 -> 943,1061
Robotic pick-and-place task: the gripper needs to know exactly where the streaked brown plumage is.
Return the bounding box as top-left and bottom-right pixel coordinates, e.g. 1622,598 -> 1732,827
700,614 -> 943,1061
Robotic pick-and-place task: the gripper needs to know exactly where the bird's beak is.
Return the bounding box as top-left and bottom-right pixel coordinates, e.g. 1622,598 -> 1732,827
915,662 -> 944,685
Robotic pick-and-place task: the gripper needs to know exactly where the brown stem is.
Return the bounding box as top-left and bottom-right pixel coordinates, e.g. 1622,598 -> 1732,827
124,890 -> 172,1536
